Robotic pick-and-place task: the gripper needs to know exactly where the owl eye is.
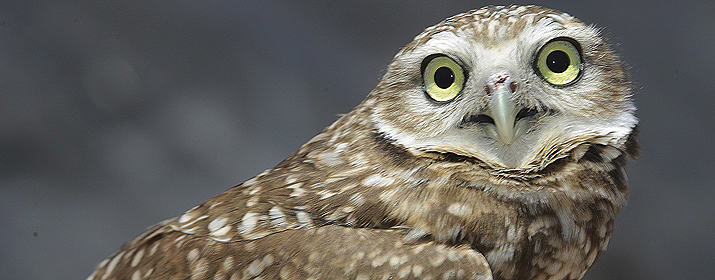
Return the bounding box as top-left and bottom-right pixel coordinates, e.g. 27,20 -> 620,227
535,38 -> 582,85
422,55 -> 465,102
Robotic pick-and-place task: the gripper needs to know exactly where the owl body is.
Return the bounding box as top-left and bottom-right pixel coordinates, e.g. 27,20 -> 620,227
90,5 -> 638,280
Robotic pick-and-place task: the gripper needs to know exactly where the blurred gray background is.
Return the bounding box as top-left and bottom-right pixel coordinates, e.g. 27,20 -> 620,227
1,1 -> 713,279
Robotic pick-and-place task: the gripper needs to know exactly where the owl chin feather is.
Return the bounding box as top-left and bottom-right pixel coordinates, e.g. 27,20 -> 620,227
374,108 -> 637,173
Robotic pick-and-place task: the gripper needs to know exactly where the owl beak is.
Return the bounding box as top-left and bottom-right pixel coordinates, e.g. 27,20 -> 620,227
489,87 -> 520,145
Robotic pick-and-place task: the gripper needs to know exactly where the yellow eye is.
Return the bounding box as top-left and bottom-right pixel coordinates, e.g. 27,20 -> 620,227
536,38 -> 582,85
422,55 -> 465,102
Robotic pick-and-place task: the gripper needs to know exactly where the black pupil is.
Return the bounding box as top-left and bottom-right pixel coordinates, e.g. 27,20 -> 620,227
546,50 -> 570,73
434,67 -> 455,89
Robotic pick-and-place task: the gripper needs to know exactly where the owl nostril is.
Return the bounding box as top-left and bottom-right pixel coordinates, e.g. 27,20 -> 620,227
484,73 -> 517,95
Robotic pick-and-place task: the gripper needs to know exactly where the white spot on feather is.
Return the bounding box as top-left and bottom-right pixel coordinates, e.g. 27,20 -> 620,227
286,183 -> 306,197
246,195 -> 259,207
187,248 -> 199,262
335,142 -> 348,152
181,227 -> 197,234
429,252 -> 446,267
371,254 -> 389,267
318,190 -> 336,200
246,259 -> 263,277
248,186 -> 262,196
211,224 -> 232,238
102,252 -> 124,279
149,243 -> 159,256
208,217 -> 228,233
245,254 -> 274,277
180,214 -> 208,230
268,207 -> 287,228
130,249 -> 144,267
404,228 -> 429,243
390,255 -> 409,268
412,265 -> 424,277
398,266 -> 411,278
446,203 -> 472,217
179,212 -> 194,223
97,258 -> 109,269
296,211 -> 313,228
222,256 -> 235,272
243,176 -> 259,187
362,174 -> 395,187
190,258 -> 208,280
239,213 -> 259,235
317,151 -> 345,166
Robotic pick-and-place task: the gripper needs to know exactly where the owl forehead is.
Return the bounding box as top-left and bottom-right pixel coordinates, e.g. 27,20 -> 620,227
404,5 -> 583,56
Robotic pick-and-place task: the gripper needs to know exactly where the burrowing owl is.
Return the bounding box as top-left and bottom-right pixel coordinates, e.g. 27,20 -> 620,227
89,5 -> 639,280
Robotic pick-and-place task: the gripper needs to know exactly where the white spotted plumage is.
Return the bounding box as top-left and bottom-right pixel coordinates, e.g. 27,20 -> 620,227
89,5 -> 638,280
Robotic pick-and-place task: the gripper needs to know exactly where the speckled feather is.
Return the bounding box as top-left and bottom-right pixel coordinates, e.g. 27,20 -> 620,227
90,5 -> 638,280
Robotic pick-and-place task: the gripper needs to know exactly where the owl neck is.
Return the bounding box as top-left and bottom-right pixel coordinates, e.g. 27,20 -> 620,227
364,132 -> 633,280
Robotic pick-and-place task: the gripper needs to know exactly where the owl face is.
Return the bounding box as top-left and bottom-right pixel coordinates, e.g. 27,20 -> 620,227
369,6 -> 637,169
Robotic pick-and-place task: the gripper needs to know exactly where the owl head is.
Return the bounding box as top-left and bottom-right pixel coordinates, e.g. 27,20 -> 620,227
366,5 -> 637,170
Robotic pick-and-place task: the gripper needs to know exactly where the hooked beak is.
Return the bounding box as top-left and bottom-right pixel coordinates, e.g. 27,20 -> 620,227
461,73 -> 537,145
489,86 -> 520,145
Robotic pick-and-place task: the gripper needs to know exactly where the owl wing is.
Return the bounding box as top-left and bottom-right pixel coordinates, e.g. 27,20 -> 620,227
89,224 -> 493,280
